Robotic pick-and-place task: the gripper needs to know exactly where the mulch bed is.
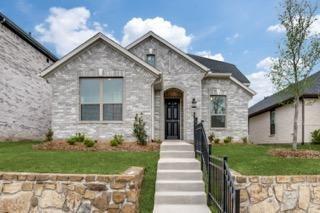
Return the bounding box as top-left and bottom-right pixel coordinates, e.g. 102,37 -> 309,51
33,140 -> 160,152
269,148 -> 320,159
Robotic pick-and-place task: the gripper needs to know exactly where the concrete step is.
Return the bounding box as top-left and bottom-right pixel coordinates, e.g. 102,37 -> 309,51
160,142 -> 194,152
153,204 -> 211,213
158,158 -> 200,170
160,151 -> 194,158
156,180 -> 205,192
154,191 -> 207,205
157,170 -> 202,180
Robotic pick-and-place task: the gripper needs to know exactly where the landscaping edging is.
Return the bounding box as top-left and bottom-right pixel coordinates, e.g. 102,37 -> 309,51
232,172 -> 320,213
0,167 -> 144,213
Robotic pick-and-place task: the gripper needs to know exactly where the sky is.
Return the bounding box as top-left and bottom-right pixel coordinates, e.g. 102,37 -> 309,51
1,0 -> 319,105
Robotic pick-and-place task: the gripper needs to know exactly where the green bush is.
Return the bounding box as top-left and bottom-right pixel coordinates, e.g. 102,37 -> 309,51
84,138 -> 95,147
45,128 -> 54,142
224,136 -> 233,144
75,133 -> 85,142
242,137 -> 248,144
214,138 -> 220,144
133,113 -> 148,145
67,136 -> 78,145
110,134 -> 124,146
208,132 -> 215,144
311,129 -> 320,144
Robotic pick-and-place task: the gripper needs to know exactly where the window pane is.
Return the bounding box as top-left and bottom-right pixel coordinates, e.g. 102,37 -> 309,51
103,78 -> 123,103
103,104 -> 122,121
81,104 -> 100,121
146,54 -> 155,66
80,79 -> 100,104
210,96 -> 226,115
211,115 -> 226,128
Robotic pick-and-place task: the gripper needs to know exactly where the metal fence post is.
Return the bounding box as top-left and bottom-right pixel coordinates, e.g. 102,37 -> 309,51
223,156 -> 228,213
235,189 -> 240,213
208,143 -> 212,206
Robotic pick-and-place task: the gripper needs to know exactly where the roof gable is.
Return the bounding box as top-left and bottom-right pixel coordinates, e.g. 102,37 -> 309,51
40,33 -> 161,77
126,31 -> 210,72
249,71 -> 320,117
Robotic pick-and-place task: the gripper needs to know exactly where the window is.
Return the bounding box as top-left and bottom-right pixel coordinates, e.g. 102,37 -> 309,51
80,78 -> 123,121
210,95 -> 226,128
270,110 -> 275,135
146,54 -> 155,66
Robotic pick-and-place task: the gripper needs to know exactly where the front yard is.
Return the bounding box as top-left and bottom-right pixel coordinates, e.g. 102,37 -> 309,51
0,141 -> 159,212
212,143 -> 320,175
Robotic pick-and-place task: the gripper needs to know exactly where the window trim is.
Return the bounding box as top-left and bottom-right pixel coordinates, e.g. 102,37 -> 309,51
210,95 -> 227,129
79,77 -> 124,123
146,54 -> 156,66
270,110 -> 275,135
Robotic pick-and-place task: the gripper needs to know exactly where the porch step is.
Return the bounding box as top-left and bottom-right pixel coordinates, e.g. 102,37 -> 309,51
155,191 -> 207,205
160,142 -> 194,151
157,170 -> 202,180
160,151 -> 194,158
156,180 -> 204,191
157,158 -> 200,170
153,204 -> 211,213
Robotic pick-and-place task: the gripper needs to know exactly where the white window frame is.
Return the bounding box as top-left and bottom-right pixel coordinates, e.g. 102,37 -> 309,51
210,95 -> 227,129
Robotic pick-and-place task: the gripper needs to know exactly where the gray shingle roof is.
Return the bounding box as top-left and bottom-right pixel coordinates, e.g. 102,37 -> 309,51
187,54 -> 250,84
0,11 -> 57,61
249,71 -> 320,117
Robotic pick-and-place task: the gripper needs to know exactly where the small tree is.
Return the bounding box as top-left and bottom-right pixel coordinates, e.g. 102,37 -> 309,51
133,113 -> 148,145
269,0 -> 320,150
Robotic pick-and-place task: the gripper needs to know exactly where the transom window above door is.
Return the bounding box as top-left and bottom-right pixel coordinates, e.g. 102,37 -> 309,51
210,95 -> 226,128
80,78 -> 123,121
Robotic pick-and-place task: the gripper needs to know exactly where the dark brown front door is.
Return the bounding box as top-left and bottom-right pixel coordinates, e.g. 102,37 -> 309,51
165,99 -> 180,139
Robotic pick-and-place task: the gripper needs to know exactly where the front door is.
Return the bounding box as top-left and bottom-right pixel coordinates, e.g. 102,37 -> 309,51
165,99 -> 180,139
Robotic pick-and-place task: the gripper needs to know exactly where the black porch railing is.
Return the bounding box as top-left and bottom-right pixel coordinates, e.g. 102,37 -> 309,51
194,118 -> 240,213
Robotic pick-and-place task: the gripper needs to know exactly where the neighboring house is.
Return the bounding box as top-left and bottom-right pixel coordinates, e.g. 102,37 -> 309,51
0,12 -> 57,140
249,71 -> 320,144
41,31 -> 255,142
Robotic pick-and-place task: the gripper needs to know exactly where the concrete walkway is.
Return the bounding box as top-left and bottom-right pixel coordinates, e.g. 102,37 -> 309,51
153,141 -> 211,213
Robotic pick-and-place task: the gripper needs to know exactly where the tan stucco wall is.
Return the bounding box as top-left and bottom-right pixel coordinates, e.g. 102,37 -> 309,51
249,101 -> 303,144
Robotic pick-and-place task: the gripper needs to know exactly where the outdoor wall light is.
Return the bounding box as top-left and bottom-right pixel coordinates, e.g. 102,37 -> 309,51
192,98 -> 197,108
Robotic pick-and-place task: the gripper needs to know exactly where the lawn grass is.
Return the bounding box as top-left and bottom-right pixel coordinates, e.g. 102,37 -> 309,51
0,141 -> 159,212
212,143 -> 320,175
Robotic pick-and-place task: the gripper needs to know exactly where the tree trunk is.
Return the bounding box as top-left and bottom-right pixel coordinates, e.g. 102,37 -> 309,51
292,96 -> 300,150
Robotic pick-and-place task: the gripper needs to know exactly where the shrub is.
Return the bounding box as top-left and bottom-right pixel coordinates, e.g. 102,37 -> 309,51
208,132 -> 215,144
110,134 -> 124,146
242,137 -> 248,144
214,138 -> 220,144
75,133 -> 85,142
84,138 -> 95,147
45,128 -> 54,142
67,136 -> 78,145
311,129 -> 320,144
133,113 -> 148,145
153,138 -> 162,144
224,136 -> 233,144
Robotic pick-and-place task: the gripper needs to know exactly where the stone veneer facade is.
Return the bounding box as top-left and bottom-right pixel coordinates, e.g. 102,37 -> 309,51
45,34 -> 253,141
0,167 -> 143,213
233,173 -> 320,212
0,23 -> 53,140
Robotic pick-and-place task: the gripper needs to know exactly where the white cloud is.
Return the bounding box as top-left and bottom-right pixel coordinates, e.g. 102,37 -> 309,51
35,7 -> 117,56
267,24 -> 286,33
195,50 -> 224,61
256,56 -> 275,71
267,14 -> 320,35
225,33 -> 239,43
247,57 -> 276,106
121,17 -> 192,51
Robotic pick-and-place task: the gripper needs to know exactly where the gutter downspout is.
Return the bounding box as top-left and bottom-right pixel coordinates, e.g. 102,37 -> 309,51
302,98 -> 305,145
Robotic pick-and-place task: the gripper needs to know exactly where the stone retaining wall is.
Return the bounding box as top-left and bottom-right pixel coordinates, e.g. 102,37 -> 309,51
233,173 -> 320,213
0,167 -> 144,213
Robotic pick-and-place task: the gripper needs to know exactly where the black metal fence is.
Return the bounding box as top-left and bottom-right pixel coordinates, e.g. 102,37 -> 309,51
194,119 -> 240,213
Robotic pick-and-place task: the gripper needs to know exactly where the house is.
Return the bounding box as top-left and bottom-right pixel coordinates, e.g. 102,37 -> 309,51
41,31 -> 255,142
249,71 -> 320,144
0,12 -> 57,140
